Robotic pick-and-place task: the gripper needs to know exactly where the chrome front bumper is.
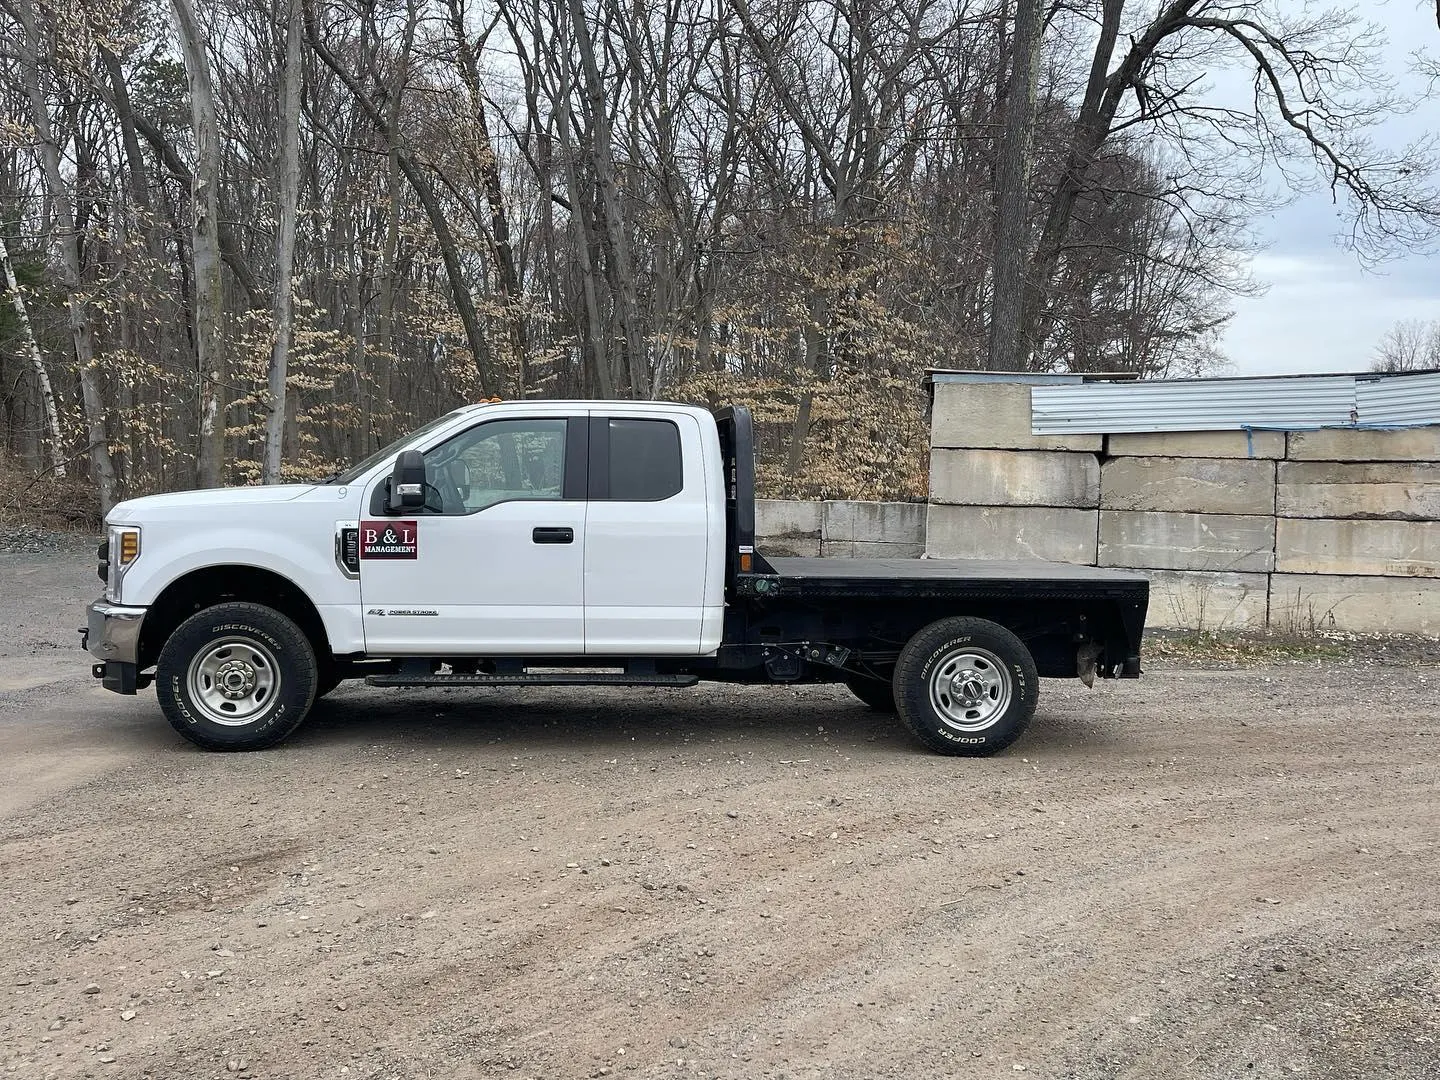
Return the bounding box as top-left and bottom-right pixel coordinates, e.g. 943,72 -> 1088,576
85,599 -> 146,666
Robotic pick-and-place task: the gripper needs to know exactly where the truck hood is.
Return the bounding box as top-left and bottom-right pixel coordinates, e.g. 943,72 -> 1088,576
108,485 -> 318,522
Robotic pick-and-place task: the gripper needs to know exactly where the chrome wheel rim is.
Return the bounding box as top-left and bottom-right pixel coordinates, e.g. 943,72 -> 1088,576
187,637 -> 279,726
928,646 -> 1011,732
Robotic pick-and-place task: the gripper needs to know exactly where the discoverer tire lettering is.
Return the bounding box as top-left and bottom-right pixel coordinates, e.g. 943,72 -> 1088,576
156,602 -> 318,751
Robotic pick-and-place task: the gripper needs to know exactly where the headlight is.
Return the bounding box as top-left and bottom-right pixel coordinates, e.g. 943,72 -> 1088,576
104,525 -> 142,602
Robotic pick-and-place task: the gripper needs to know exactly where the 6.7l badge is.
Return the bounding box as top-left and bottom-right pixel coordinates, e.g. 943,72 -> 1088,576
359,520 -> 418,560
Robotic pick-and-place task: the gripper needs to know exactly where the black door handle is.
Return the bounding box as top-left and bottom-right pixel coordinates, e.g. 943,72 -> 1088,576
532,527 -> 574,544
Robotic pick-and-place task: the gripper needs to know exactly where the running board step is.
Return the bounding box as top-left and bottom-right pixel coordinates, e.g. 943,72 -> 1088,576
364,672 -> 699,689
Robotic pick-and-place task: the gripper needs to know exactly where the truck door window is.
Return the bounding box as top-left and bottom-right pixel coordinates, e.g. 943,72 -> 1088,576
426,419 -> 567,513
606,419 -> 682,501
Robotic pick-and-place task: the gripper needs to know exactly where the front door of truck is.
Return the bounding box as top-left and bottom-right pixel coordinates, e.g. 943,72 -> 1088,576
360,415 -> 587,654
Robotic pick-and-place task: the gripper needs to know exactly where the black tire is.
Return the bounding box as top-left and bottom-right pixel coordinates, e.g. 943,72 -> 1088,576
893,617 -> 1038,756
156,602 -> 317,751
845,674 -> 897,713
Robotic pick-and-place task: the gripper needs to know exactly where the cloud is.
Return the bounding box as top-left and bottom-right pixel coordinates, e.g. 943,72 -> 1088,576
1223,250 -> 1440,375
1212,0 -> 1440,377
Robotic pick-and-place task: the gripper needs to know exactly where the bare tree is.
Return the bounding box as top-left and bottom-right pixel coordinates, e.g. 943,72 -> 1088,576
172,0 -> 227,488
570,0 -> 647,398
2,0 -> 1439,512
263,0 -> 303,483
0,230 -> 64,475
442,0 -> 527,393
727,0 -> 955,469
1372,318 -> 1440,373
1018,0 -> 1440,366
4,0 -> 119,510
302,0 -> 502,398
987,0 -> 1044,371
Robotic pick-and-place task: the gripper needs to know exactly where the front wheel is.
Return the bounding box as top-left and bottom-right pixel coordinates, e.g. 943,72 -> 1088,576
156,602 -> 318,751
893,617 -> 1038,756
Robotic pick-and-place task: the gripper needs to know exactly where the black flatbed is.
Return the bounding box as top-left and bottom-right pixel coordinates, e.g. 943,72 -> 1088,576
760,556 -> 1149,601
713,407 -> 1149,683
767,556 -> 1146,583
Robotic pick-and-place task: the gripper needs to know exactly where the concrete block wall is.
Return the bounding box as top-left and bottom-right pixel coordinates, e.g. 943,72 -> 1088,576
927,382 -> 1103,564
927,379 -> 1440,636
1267,436 -> 1440,635
756,499 -> 925,559
1097,432 -> 1279,629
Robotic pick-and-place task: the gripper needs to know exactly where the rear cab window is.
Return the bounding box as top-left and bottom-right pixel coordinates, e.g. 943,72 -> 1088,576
603,418 -> 682,501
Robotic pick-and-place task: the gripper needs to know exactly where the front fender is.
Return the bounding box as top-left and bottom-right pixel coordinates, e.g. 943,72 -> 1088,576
118,515 -> 364,655
125,529 -> 353,606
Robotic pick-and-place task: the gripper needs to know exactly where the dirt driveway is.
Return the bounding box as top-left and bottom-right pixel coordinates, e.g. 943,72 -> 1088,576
1,543 -> 1437,1080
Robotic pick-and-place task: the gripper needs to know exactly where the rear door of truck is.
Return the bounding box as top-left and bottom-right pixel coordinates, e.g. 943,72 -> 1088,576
582,410 -> 721,655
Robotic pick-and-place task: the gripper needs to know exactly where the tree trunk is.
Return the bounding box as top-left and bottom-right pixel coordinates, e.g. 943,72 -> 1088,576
12,0 -> 119,510
264,0 -> 303,484
554,71 -> 615,399
128,110 -> 264,308
446,0 -> 527,395
987,0 -> 1043,371
1021,0 -> 1195,353
95,45 -> 152,214
172,0 -> 227,488
0,231 -> 65,476
567,0 -> 646,398
784,291 -> 828,477
303,0 -> 500,397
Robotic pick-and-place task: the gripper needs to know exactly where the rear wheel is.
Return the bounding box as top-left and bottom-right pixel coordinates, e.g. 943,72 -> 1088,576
157,602 -> 317,751
845,674 -> 896,713
894,617 -> 1037,756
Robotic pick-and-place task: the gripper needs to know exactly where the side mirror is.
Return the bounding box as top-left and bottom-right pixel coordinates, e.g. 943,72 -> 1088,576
388,450 -> 426,511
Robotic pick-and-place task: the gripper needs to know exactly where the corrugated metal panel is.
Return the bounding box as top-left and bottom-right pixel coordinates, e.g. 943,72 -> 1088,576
1356,372 -> 1440,426
928,372 -> 1085,386
1030,376 -> 1358,434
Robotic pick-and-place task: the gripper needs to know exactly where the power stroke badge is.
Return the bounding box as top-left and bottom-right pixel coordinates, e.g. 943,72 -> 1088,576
359,520 -> 418,560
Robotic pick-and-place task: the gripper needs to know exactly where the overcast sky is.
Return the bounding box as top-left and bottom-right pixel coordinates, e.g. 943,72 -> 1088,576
1219,1 -> 1440,376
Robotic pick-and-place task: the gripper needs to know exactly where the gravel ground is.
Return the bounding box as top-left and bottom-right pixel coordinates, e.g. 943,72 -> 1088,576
0,525 -> 97,557
0,543 -> 1436,1080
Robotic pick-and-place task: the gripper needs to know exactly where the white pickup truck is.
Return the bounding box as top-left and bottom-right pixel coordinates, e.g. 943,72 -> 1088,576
85,402 -> 1148,755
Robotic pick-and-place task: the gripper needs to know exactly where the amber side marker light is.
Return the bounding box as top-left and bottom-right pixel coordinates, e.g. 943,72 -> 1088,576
119,531 -> 140,564
739,552 -> 753,573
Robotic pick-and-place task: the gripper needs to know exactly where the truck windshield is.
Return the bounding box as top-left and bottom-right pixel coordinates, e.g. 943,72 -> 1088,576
326,412 -> 461,485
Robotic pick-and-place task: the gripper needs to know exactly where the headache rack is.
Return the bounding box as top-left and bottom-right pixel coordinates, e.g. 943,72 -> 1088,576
713,405 -> 777,591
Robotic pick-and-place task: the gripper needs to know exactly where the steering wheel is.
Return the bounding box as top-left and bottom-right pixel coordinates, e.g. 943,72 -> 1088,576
445,460 -> 472,504
419,457 -> 470,514
422,482 -> 447,515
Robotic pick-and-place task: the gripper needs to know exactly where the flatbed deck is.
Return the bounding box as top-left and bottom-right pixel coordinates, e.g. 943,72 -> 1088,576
767,557 -> 1147,583
761,556 -> 1149,601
